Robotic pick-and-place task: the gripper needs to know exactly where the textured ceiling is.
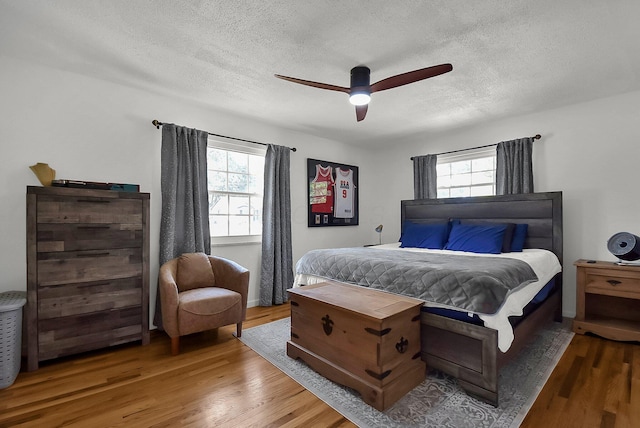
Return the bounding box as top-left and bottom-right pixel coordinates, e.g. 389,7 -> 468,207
1,1 -> 639,146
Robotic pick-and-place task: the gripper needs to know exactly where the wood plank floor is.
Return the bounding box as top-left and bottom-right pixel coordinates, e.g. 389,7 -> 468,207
1,303 -> 638,427
521,330 -> 640,428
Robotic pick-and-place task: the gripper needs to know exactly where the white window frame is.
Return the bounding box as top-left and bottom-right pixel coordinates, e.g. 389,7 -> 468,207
207,137 -> 266,246
436,146 -> 497,198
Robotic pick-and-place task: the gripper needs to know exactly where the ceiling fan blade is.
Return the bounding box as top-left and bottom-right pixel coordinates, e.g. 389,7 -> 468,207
274,74 -> 350,93
370,63 -> 453,93
355,104 -> 368,122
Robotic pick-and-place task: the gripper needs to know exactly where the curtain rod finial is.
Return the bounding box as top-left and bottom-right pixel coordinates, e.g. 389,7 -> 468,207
533,134 -> 541,140
152,119 -> 161,129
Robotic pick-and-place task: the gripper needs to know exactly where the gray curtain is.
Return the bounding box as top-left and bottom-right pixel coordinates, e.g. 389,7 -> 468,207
413,154 -> 438,199
154,124 -> 211,329
259,144 -> 293,306
496,137 -> 534,195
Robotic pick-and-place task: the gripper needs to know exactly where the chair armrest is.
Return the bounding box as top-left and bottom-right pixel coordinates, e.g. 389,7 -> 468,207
208,256 -> 250,318
159,259 -> 180,337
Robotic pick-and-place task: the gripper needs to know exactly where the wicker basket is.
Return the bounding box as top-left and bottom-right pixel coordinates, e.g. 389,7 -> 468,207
0,291 -> 26,389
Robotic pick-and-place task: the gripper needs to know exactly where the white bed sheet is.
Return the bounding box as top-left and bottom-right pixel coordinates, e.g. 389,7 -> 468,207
293,243 -> 562,352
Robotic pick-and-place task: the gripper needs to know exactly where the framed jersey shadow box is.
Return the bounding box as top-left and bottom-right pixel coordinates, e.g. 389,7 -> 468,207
307,158 -> 358,227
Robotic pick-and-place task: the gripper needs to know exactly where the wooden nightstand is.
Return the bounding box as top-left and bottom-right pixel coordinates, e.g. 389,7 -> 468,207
573,259 -> 640,342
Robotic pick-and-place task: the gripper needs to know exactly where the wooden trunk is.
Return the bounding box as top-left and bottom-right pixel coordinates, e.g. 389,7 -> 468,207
287,281 -> 425,411
26,186 -> 150,371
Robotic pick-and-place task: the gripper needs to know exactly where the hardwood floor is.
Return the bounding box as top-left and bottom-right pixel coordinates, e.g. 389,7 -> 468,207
1,304 -> 638,427
0,304 -> 351,428
521,331 -> 640,428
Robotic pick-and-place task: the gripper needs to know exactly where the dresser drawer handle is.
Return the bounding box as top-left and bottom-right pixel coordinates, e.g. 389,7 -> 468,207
606,279 -> 622,286
77,252 -> 110,258
77,281 -> 112,288
77,225 -> 111,230
77,199 -> 111,203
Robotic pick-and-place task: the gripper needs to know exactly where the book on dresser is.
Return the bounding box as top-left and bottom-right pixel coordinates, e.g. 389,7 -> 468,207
26,186 -> 150,371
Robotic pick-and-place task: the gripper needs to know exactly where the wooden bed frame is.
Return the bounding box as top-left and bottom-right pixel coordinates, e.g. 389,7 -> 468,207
401,191 -> 563,406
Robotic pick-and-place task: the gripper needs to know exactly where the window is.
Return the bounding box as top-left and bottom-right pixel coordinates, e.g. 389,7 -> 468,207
207,138 -> 265,244
436,147 -> 496,198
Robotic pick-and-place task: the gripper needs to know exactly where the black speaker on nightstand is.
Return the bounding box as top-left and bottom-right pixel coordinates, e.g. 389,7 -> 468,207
607,232 -> 640,264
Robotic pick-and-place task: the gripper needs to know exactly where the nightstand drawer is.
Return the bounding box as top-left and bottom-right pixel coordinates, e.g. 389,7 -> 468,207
585,272 -> 640,297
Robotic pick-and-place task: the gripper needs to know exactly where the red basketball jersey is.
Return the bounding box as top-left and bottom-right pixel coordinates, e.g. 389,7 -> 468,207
310,164 -> 334,213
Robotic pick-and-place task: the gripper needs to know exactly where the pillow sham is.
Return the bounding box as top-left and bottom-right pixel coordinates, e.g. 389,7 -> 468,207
444,223 -> 508,254
455,220 -> 515,253
510,223 -> 529,252
400,221 -> 450,249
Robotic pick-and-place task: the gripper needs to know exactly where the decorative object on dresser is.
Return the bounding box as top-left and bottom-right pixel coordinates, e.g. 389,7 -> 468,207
287,281 -> 425,411
572,259 -> 640,342
29,163 -> 56,186
158,252 -> 249,355
26,186 -> 150,371
51,179 -> 140,192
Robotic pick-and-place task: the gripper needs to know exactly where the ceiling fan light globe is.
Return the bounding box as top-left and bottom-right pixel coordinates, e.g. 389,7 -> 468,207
349,93 -> 371,106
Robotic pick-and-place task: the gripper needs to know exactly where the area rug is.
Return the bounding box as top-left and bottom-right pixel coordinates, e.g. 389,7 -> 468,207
239,317 -> 573,428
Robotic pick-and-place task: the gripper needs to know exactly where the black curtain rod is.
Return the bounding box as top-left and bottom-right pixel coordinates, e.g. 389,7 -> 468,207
151,120 -> 296,152
410,134 -> 541,160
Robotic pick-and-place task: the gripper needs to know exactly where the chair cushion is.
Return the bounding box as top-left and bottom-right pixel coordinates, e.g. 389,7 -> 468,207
179,287 -> 241,316
176,253 -> 215,291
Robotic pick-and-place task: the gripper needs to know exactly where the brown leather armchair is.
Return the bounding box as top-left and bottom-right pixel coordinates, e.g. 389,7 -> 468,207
159,252 -> 249,355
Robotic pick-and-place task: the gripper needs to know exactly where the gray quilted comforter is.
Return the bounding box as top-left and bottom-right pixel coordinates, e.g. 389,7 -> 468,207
295,248 -> 538,315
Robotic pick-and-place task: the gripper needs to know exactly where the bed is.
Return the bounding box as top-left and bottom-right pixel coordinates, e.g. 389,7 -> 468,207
294,191 -> 563,406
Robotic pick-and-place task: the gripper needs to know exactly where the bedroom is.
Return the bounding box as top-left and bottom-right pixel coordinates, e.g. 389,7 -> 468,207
1,1 -> 639,426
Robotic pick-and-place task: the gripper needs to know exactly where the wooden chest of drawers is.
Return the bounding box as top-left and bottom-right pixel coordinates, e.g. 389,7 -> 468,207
573,259 -> 640,342
26,186 -> 150,370
287,281 -> 425,411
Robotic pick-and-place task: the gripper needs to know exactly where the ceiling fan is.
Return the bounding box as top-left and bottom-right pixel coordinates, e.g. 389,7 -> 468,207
274,63 -> 452,122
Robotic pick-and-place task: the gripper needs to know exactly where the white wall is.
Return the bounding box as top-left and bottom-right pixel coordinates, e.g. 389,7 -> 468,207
3,55 -> 639,322
0,56 -> 377,324
370,89 -> 640,317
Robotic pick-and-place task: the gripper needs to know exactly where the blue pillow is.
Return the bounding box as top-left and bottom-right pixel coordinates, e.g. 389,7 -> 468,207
457,220 -> 515,253
400,222 -> 450,249
510,224 -> 529,252
444,223 -> 508,254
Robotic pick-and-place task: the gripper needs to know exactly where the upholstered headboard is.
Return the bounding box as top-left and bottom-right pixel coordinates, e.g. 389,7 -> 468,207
401,191 -> 563,265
